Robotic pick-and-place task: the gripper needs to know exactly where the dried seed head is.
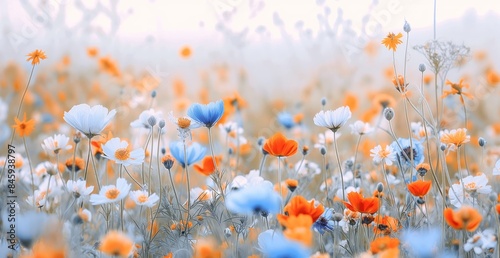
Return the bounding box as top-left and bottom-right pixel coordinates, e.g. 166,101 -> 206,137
384,108 -> 394,121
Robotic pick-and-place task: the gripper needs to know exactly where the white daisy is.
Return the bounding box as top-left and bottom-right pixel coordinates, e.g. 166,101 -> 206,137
130,108 -> 163,129
129,190 -> 160,207
189,187 -> 212,205
89,178 -> 131,205
168,111 -> 202,141
464,229 -> 497,254
63,104 -> 116,138
101,137 -> 145,166
313,106 -> 352,132
449,173 -> 492,207
370,145 -> 397,166
66,179 -> 94,199
349,120 -> 373,135
41,134 -> 72,155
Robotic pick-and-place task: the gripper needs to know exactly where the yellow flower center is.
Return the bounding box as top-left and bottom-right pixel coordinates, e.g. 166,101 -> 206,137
137,194 -> 148,203
105,188 -> 120,199
465,182 -> 477,190
114,148 -> 130,161
177,118 -> 191,129
379,148 -> 391,158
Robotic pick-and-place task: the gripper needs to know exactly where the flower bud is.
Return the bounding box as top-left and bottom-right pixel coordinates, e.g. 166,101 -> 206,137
332,212 -> 343,222
377,182 -> 384,193
151,90 -> 157,98
321,97 -> 327,107
148,116 -> 157,127
302,146 -> 309,156
440,144 -> 447,151
418,64 -> 426,72
478,137 -> 486,147
384,108 -> 394,121
403,21 -> 411,33
159,119 -> 166,129
320,147 -> 327,156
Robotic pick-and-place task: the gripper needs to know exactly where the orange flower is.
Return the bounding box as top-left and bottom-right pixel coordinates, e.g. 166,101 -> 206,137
373,215 -> 401,235
443,79 -> 473,103
486,68 -> 500,85
440,128 -> 470,149
444,206 -> 482,232
280,195 -> 324,222
87,47 -> 99,57
194,156 -> 221,176
381,32 -> 403,51
370,236 -> 400,254
180,46 -> 192,59
496,203 -> 500,214
13,113 -> 35,137
99,56 -> 121,77
285,178 -> 298,192
193,240 -> 221,258
262,132 -> 298,157
99,231 -> 134,257
392,75 -> 407,92
27,49 -> 47,65
343,191 -> 379,214
407,181 -> 432,198
65,157 -> 85,172
280,214 -> 314,247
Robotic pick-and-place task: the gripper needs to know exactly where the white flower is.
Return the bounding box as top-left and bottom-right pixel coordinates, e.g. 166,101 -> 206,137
168,111 -> 201,140
449,173 -> 492,208
464,229 -> 497,254
295,160 -> 321,177
410,122 -> 432,139
313,106 -> 352,132
63,104 -> 116,138
41,134 -> 72,154
219,121 -> 247,145
230,170 -> 266,190
189,187 -> 212,205
130,109 -> 163,129
493,159 -> 500,175
89,178 -> 131,205
313,130 -> 341,149
101,137 -> 145,166
129,190 -> 159,207
370,145 -> 397,166
66,179 -> 94,199
349,120 -> 373,135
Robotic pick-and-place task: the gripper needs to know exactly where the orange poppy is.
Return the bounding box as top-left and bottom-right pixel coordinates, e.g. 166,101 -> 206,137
343,191 -> 379,214
407,181 -> 432,198
193,240 -> 221,258
262,132 -> 298,157
13,113 -> 35,137
280,214 -> 314,247
373,215 -> 401,235
370,236 -> 400,254
444,206 -> 482,232
279,195 -> 324,223
194,156 -> 221,176
99,231 -> 134,258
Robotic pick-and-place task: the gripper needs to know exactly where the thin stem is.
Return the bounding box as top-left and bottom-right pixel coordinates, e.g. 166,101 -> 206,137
333,131 -> 345,200
23,137 -> 35,206
258,154 -> 268,177
278,157 -> 283,212
183,141 -> 191,234
352,134 -> 362,187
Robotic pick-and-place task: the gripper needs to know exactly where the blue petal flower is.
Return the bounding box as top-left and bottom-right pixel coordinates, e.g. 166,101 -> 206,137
169,141 -> 206,168
402,228 -> 441,258
313,208 -> 335,234
187,100 -> 224,128
225,182 -> 281,216
258,230 -> 310,258
390,138 -> 424,167
277,112 -> 295,129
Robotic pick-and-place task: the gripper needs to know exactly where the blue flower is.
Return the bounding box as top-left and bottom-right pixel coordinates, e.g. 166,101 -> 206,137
277,112 -> 295,129
313,208 -> 335,234
225,181 -> 281,216
258,230 -> 309,258
169,141 -> 206,168
389,138 -> 424,167
402,228 -> 441,258
187,100 -> 224,128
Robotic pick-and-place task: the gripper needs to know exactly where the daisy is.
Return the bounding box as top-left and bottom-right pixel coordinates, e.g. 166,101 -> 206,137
449,174 -> 492,207
350,120 -> 373,135
66,179 -> 94,199
370,145 -> 397,166
189,187 -> 212,205
89,178 -> 131,205
129,190 -> 159,207
464,229 -> 497,254
130,108 -> 163,129
63,104 -> 116,138
313,106 -> 352,132
168,111 -> 201,141
41,134 -> 72,155
101,137 -> 145,166
381,32 -> 403,51
440,128 -> 470,151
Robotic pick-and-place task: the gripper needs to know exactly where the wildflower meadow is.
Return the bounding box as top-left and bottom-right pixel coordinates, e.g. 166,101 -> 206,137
1,1 -> 500,257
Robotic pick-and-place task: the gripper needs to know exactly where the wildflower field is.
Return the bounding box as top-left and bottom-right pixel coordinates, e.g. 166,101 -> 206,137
1,1 -> 500,257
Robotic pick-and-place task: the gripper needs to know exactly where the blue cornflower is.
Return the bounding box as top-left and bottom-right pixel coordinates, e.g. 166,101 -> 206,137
313,208 -> 335,234
390,138 -> 424,167
225,181 -> 281,216
258,230 -> 310,258
187,100 -> 224,128
277,112 -> 295,129
169,141 -> 206,168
